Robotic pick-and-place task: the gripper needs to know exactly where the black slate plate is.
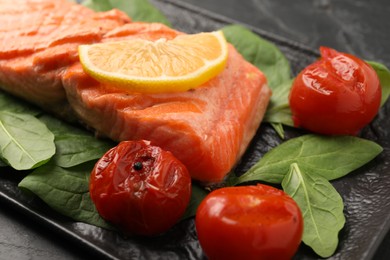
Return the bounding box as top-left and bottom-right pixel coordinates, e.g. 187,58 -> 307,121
1,0 -> 389,259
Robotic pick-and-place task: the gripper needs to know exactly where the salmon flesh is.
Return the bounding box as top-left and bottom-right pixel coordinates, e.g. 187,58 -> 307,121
0,0 -> 271,183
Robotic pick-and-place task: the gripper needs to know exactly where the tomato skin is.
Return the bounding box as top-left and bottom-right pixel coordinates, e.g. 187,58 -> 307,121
195,184 -> 303,260
289,46 -> 381,135
89,140 -> 191,236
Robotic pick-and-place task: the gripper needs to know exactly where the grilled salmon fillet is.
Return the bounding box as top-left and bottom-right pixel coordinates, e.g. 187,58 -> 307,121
0,0 -> 271,183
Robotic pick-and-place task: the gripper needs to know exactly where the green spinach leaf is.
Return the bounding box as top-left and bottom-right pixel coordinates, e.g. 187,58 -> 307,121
264,79 -> 294,127
282,163 -> 345,257
39,115 -> 115,168
234,134 -> 382,184
18,162 -> 113,230
367,61 -> 390,106
222,24 -> 291,89
270,123 -> 285,139
0,111 -> 55,170
82,0 -> 171,26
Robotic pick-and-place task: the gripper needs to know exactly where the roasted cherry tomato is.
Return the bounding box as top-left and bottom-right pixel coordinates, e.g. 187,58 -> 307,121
195,184 -> 303,260
289,46 -> 381,135
89,140 -> 192,236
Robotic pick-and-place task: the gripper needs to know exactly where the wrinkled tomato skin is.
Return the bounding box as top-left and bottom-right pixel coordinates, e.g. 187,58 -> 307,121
289,46 -> 381,135
195,184 -> 303,260
89,140 -> 192,236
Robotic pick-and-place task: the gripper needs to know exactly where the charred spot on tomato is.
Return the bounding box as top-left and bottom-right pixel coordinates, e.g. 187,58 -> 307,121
132,154 -> 155,174
133,161 -> 143,171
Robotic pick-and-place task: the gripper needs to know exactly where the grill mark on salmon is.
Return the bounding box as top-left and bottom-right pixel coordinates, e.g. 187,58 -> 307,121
0,0 -> 271,183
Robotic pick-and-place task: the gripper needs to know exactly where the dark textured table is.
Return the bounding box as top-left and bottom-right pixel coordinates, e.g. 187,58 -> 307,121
0,0 -> 389,259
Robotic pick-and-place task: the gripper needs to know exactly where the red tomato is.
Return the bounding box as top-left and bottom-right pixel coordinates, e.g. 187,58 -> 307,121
195,184 -> 303,260
289,46 -> 381,135
89,140 -> 192,236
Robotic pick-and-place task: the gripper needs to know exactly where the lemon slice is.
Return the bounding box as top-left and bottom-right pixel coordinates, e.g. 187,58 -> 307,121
78,30 -> 228,93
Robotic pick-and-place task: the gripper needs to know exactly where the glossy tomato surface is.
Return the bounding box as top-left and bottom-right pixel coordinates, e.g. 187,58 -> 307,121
89,140 -> 192,236
289,46 -> 381,135
195,184 -> 303,260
